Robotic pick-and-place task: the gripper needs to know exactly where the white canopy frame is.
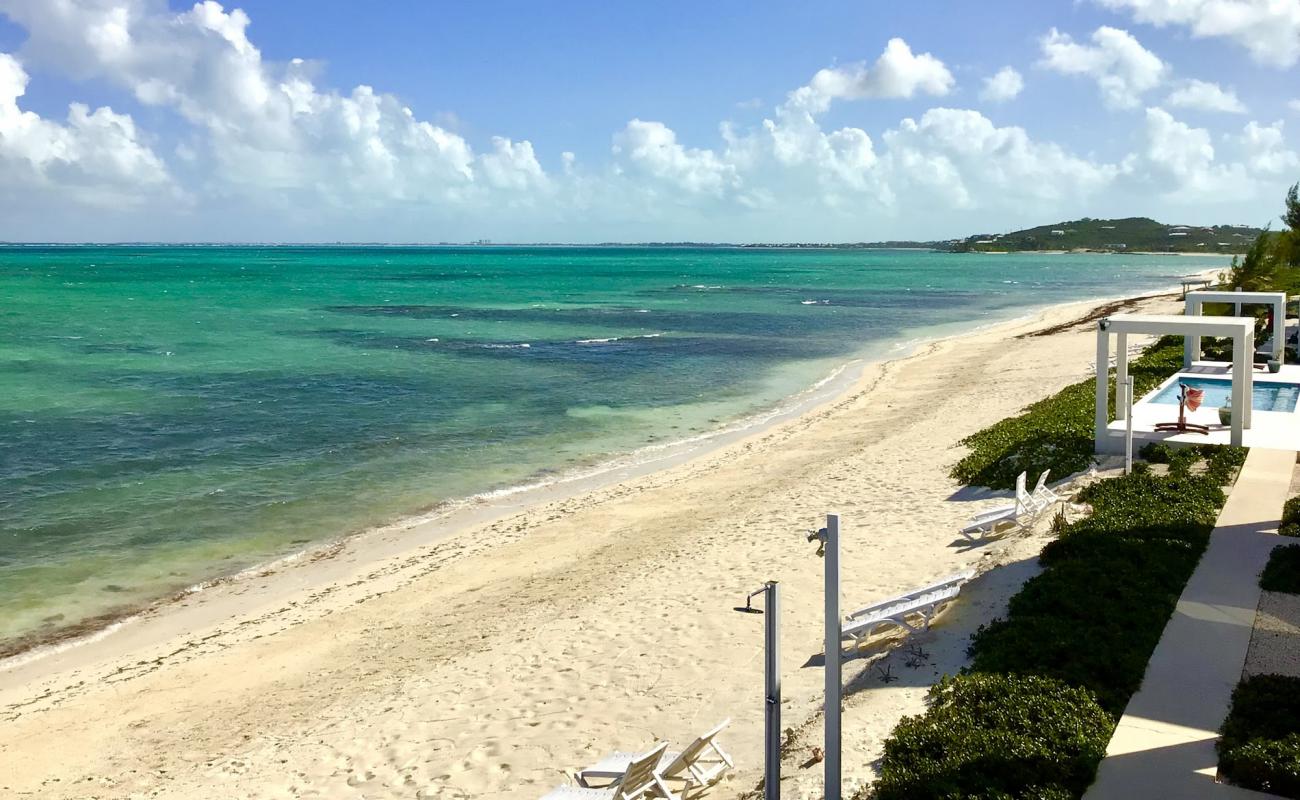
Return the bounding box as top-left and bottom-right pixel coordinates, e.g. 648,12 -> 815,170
1096,314 -> 1254,451
1183,290 -> 1286,367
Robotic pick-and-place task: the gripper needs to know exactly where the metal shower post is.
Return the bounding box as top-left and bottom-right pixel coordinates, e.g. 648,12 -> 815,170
763,581 -> 780,800
809,513 -> 842,800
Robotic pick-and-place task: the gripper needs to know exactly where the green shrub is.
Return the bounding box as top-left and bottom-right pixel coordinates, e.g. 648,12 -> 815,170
951,338 -> 1184,489
1284,496 -> 1300,526
1282,523 -> 1300,538
1139,441 -> 1173,463
1220,675 -> 1300,797
873,674 -> 1113,800
1130,461 -> 1151,475
875,465 -> 1234,799
1261,546 -> 1300,594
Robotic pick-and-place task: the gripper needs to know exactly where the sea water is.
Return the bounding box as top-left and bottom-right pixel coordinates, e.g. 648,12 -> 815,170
0,246 -> 1229,649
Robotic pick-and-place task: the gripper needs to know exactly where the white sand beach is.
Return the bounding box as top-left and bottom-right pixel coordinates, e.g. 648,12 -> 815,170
0,287 -> 1193,800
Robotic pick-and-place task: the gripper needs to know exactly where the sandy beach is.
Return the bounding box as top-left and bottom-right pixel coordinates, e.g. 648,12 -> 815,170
0,285 -> 1195,800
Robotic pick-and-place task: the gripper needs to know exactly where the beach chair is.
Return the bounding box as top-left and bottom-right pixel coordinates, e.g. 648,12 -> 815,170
1030,469 -> 1064,508
840,569 -> 976,652
958,472 -> 1036,539
578,720 -> 733,793
543,742 -> 678,800
1153,384 -> 1209,435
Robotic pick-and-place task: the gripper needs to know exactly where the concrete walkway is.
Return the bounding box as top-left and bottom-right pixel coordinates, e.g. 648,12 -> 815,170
1086,447 -> 1295,799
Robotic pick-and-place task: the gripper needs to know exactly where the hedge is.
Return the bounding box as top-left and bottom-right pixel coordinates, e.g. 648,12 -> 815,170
1219,675 -> 1300,797
1260,545 -> 1300,594
951,336 -> 1185,489
1282,496 -> 1300,538
873,449 -> 1241,798
873,674 -> 1112,800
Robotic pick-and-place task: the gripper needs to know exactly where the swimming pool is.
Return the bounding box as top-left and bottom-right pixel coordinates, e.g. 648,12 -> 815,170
1150,377 -> 1300,412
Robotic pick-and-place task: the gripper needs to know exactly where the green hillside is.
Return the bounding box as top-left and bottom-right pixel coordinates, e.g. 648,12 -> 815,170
951,217 -> 1262,254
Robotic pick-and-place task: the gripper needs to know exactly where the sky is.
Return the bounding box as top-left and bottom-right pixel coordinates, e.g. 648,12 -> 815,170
0,1 -> 1298,243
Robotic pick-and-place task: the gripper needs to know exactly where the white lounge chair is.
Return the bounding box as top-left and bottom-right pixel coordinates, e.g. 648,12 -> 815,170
578,720 -> 733,793
840,569 -> 976,652
959,472 -> 1037,539
1030,469 -> 1066,508
543,742 -> 677,799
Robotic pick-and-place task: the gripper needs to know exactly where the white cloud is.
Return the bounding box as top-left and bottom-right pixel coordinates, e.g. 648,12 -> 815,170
1166,79 -> 1246,114
0,50 -> 172,207
1039,26 -> 1167,109
980,67 -> 1025,103
479,137 -> 547,192
1094,0 -> 1300,68
613,119 -> 737,195
785,38 -> 954,115
0,0 -> 528,207
1239,120 -> 1299,174
881,108 -> 1118,207
1130,107 -> 1251,199
1289,99 -> 1300,113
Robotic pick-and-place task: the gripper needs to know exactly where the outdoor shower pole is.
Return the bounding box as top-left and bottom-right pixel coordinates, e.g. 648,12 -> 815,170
824,514 -> 841,800
763,581 -> 781,800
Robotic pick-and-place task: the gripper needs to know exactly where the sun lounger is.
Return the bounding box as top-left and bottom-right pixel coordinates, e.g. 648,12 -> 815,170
840,569 -> 976,651
959,472 -> 1037,539
1030,469 -> 1064,508
543,742 -> 677,800
578,720 -> 733,793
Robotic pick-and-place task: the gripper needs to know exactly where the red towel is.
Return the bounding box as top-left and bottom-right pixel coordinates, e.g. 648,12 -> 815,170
1185,386 -> 1204,412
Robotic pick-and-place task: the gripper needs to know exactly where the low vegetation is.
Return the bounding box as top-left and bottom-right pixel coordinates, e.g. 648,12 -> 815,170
1260,545 -> 1300,594
873,447 -> 1244,799
1219,674 -> 1300,797
873,674 -> 1112,800
1281,496 -> 1300,538
951,337 -> 1185,489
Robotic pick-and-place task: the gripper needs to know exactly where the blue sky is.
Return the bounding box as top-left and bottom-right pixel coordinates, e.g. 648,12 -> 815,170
0,0 -> 1296,242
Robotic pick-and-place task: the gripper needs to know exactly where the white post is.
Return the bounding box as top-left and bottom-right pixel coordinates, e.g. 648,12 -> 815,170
1184,297 -> 1200,368
1231,334 -> 1246,446
824,514 -> 841,800
1244,330 -> 1254,429
1125,377 -> 1134,474
763,581 -> 780,800
1274,298 -> 1285,361
1115,333 -> 1129,421
1095,324 -> 1110,454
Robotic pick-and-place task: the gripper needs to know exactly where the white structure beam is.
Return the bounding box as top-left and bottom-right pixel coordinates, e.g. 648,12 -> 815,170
1096,314 -> 1254,451
1184,290 -> 1286,367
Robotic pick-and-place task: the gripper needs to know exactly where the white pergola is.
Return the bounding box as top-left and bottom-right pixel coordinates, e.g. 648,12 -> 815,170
1096,314 -> 1254,451
1183,290 -> 1285,367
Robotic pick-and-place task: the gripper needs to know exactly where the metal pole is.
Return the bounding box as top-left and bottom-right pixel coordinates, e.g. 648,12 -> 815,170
764,581 -> 780,800
824,514 -> 841,800
1125,376 -> 1134,474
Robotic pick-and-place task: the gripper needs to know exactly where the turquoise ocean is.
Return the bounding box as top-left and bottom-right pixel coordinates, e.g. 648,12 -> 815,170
0,246 -> 1228,650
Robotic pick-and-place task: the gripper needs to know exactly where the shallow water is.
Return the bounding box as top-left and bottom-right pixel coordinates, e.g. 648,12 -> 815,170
0,245 -> 1226,647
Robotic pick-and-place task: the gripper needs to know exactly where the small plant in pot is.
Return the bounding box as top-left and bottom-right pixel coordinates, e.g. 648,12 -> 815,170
1268,358 -> 1282,373
1219,397 -> 1233,426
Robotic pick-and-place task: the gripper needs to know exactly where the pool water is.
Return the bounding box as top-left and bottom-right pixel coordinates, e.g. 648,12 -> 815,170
1151,377 -> 1300,412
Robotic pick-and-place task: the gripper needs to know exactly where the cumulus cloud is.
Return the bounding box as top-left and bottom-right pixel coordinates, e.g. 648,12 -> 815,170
881,108 -> 1118,207
784,38 -> 955,116
0,0 -> 533,207
1094,0 -> 1300,68
1166,79 -> 1246,114
613,119 -> 737,195
980,67 -> 1025,103
0,50 -> 172,207
1039,26 -> 1167,109
1239,120 -> 1299,174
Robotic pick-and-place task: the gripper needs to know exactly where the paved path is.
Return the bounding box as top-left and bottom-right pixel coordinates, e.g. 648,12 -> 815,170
1086,447 -> 1294,799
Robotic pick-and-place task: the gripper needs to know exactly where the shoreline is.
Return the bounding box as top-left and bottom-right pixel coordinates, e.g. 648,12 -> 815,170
0,279 -> 1206,798
0,269 -> 1216,668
